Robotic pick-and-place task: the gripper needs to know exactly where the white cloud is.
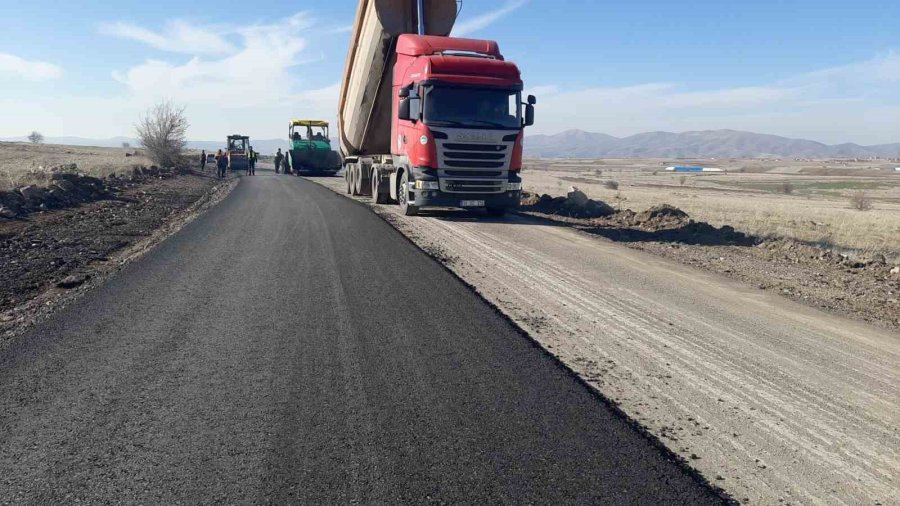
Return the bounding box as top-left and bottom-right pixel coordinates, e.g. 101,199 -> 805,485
527,52 -> 900,145
453,0 -> 528,37
97,12 -> 339,139
0,53 -> 62,80
99,19 -> 236,55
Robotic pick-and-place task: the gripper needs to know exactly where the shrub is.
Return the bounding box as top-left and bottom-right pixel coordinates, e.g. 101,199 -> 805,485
849,191 -> 872,211
136,101 -> 189,167
679,175 -> 687,186
782,181 -> 795,194
604,180 -> 619,190
27,131 -> 44,144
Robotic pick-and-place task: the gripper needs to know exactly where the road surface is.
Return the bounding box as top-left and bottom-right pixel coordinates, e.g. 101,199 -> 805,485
310,174 -> 900,505
0,170 -> 722,504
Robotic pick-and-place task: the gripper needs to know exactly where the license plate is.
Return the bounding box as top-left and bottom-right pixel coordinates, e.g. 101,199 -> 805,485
460,200 -> 485,207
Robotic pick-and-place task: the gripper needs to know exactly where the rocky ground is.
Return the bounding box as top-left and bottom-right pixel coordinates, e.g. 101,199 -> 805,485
0,167 -> 233,342
521,188 -> 900,331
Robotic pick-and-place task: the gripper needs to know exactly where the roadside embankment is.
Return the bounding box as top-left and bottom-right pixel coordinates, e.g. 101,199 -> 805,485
0,165 -> 236,344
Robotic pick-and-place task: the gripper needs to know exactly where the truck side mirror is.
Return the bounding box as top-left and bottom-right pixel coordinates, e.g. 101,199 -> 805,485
527,95 -> 537,105
399,98 -> 412,121
524,103 -> 535,127
399,88 -> 410,98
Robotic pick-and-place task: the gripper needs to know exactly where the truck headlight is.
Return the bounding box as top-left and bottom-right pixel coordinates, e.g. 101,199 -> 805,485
506,182 -> 522,191
415,180 -> 440,190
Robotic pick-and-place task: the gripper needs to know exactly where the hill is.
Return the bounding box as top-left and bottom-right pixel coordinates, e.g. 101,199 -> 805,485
525,129 -> 900,158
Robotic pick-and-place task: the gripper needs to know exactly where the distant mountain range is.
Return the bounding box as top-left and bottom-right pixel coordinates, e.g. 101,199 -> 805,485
524,129 -> 900,159
5,129 -> 900,159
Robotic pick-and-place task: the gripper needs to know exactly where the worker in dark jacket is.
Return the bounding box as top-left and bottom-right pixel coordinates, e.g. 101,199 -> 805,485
274,149 -> 284,174
200,150 -> 207,171
215,149 -> 228,179
283,151 -> 291,175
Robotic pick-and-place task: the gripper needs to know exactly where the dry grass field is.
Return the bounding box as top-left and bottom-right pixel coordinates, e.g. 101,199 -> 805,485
523,158 -> 900,258
0,142 -> 153,190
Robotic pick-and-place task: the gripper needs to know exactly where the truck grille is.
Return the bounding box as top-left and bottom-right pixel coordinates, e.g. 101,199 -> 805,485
443,147 -> 506,169
434,130 -> 515,194
439,179 -> 506,194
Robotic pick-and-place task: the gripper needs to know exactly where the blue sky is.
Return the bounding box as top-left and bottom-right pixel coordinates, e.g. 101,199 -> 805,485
1,0 -> 899,144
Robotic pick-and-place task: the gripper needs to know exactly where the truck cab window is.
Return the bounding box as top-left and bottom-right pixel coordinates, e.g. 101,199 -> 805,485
424,87 -> 521,129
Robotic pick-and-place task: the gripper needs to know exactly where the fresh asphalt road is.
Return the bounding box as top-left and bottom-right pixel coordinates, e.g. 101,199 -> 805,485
0,169 -> 723,504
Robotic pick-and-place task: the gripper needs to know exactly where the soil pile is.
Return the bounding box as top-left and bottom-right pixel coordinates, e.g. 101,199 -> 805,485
0,163 -> 178,219
520,189 -> 615,218
633,205 -> 690,229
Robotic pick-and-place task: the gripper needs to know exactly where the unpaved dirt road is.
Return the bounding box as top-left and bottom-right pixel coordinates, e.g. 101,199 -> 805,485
309,175 -> 900,505
0,170 -> 722,504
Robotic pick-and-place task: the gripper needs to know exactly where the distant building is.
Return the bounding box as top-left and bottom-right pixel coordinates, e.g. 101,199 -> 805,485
665,166 -> 725,173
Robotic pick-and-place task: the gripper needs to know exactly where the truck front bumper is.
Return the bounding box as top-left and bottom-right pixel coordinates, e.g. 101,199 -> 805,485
409,189 -> 522,209
408,167 -> 522,210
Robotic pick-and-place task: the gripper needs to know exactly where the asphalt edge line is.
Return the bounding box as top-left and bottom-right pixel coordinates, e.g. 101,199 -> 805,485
0,174 -> 240,351
303,176 -> 738,505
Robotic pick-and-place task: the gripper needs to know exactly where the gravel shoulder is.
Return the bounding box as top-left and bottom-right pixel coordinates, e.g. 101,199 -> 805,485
516,191 -> 900,331
1,170 -> 235,346
306,175 -> 900,505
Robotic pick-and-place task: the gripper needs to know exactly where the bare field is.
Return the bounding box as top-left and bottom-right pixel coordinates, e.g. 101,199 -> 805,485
0,142 -> 153,190
523,158 -> 900,257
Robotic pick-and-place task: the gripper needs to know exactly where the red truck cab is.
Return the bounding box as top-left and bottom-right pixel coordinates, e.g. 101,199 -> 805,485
389,34 -> 535,216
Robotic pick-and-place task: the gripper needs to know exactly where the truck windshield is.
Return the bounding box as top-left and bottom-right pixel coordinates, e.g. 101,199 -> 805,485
424,87 -> 521,129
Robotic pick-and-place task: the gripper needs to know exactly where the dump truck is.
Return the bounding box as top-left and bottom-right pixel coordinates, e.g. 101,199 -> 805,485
338,0 -> 535,216
227,135 -> 250,172
288,120 -> 342,175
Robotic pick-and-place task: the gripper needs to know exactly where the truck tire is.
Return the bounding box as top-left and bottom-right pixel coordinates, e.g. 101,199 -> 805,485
398,170 -> 418,216
345,166 -> 352,193
371,170 -> 388,204
350,166 -> 359,196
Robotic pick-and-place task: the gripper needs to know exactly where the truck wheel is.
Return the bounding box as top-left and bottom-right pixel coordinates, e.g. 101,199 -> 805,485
353,165 -> 365,196
486,207 -> 507,218
350,166 -> 359,196
398,171 -> 418,216
345,167 -> 352,193
371,171 -> 388,204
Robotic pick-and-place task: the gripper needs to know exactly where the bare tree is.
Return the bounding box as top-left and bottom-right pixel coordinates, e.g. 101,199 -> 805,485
136,101 -> 189,167
27,131 -> 44,144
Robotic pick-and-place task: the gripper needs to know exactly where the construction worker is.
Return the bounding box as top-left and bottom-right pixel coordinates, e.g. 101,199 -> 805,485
248,146 -> 256,175
283,151 -> 291,175
200,149 -> 207,171
274,149 -> 284,174
215,149 -> 228,179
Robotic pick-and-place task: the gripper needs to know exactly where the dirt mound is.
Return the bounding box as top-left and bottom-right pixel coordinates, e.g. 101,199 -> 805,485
0,165 -> 177,220
520,189 -> 615,218
634,205 -> 690,229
